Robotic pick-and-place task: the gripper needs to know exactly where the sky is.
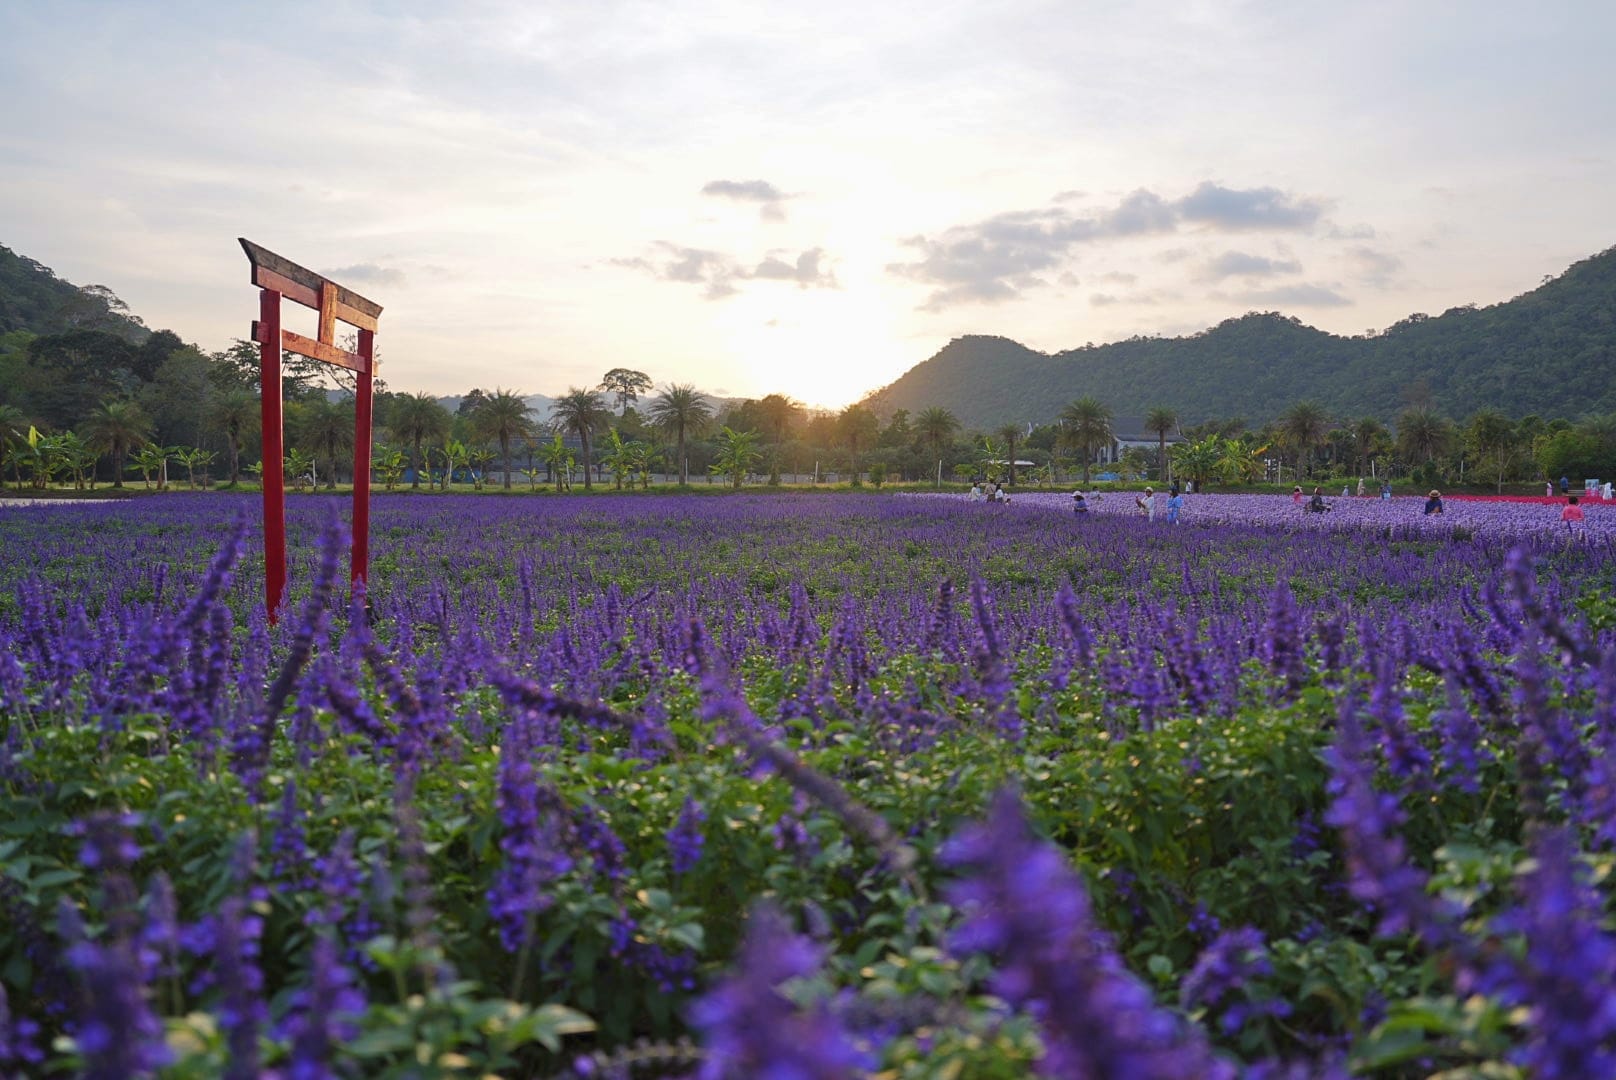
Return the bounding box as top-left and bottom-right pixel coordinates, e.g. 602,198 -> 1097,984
3,0 -> 1614,411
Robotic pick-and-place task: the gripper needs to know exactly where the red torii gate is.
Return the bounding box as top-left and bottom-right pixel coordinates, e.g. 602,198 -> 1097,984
240,238 -> 383,621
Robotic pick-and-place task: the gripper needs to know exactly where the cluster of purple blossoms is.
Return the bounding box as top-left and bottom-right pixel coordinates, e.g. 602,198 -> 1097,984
487,725 -> 574,952
943,789 -> 1233,1079
1322,699 -> 1454,942
574,803 -> 628,883
276,935 -> 367,1080
667,797 -> 707,876
690,904 -> 872,1079
1481,828 -> 1616,1078
59,900 -> 171,1080
0,983 -> 44,1074
1181,927 -> 1292,1036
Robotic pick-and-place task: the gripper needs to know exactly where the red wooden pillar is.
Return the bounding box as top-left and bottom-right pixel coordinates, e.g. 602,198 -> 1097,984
352,328 -> 375,584
259,288 -> 287,620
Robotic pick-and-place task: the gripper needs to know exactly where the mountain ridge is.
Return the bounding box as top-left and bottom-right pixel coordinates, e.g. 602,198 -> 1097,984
863,245 -> 1616,427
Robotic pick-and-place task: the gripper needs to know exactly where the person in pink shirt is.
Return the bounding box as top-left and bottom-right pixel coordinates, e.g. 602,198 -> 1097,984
1562,496 -> 1585,530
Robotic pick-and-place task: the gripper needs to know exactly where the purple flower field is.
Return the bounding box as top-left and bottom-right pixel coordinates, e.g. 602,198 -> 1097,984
3,492 -> 1616,1077
919,489 -> 1616,540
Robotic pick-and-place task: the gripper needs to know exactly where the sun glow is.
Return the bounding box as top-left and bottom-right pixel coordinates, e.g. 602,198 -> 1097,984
711,278 -> 919,412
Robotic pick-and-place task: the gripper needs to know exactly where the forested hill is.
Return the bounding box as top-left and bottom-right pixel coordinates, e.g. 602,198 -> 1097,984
0,243 -> 151,342
863,245 -> 1616,427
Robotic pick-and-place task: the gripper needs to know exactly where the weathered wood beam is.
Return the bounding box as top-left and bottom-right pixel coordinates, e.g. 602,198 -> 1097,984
240,237 -> 383,332
252,320 -> 371,374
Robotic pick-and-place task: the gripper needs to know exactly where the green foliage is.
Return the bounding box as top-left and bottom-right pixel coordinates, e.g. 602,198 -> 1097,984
709,426 -> 762,489
0,244 -> 150,341
1172,434 -> 1224,487
373,445 -> 409,491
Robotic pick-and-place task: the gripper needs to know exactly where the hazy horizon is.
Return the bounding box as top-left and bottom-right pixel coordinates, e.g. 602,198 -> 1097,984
4,1 -> 1614,410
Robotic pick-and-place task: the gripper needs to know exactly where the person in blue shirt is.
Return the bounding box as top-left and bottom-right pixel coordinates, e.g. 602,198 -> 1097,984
1167,490 -> 1184,524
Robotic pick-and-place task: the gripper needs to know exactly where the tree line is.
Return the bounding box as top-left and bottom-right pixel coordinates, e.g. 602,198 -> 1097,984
5,316 -> 1616,494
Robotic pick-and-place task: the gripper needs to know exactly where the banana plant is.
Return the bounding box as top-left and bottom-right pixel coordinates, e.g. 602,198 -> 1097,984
630,442 -> 657,490
176,446 -> 217,489
1171,435 -> 1225,490
975,436 -> 1007,483
53,431 -> 97,491
439,439 -> 472,490
128,443 -> 178,490
539,434 -> 575,492
373,445 -> 408,491
285,448 -> 317,492
709,426 -> 761,489
468,447 -> 497,490
601,429 -> 639,491
1217,438 -> 1270,486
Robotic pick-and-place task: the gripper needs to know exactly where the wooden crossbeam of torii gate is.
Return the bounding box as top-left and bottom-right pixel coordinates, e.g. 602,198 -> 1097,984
240,238 -> 383,621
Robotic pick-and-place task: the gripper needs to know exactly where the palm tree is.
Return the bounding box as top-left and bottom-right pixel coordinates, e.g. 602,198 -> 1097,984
757,394 -> 804,447
82,400 -> 153,489
1396,407 -> 1452,466
1144,407 -> 1178,482
208,389 -> 258,485
550,388 -> 611,490
914,407 -> 960,486
995,424 -> 1022,485
837,405 -> 880,483
647,384 -> 714,486
293,397 -> 354,489
389,392 -> 452,489
472,388 -> 534,490
1277,401 -> 1331,479
1059,396 -> 1113,484
1351,416 -> 1389,477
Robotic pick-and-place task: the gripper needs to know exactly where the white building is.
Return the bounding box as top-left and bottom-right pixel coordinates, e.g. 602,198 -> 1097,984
1093,416 -> 1185,465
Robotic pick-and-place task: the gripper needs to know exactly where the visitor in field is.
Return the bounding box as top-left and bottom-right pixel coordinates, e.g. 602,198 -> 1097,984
1136,486 -> 1156,520
1341,484 -> 1349,498
985,483 -> 998,503
970,482 -> 984,503
993,482 -> 1008,504
1167,490 -> 1184,524
1546,481 -> 1554,497
1561,474 -> 1571,494
1381,480 -> 1392,500
1357,478 -> 1366,497
1424,490 -> 1444,515
1072,491 -> 1089,514
1292,485 -> 1304,505
1306,487 -> 1330,513
1562,495 -> 1584,530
